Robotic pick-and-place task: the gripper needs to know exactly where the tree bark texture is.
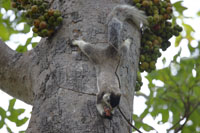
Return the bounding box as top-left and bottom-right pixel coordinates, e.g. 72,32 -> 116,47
0,40 -> 33,104
0,0 -> 141,132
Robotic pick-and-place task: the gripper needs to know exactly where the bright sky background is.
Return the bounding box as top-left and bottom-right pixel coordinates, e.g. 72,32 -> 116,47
0,0 -> 200,132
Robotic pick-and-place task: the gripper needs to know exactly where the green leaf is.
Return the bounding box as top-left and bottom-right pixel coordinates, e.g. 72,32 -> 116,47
21,24 -> 31,33
16,117 -> 28,127
0,0 -> 11,11
142,123 -> 154,131
182,23 -> 195,43
33,33 -> 38,37
0,107 -> 6,128
132,114 -> 143,129
182,23 -> 195,33
16,109 -> 25,115
25,37 -> 32,46
7,99 -> 29,127
188,43 -> 195,53
150,108 -> 159,118
197,11 -> 200,16
190,109 -> 200,126
0,23 -> 10,41
182,127 -> 192,133
173,50 -> 181,61
16,45 -> 27,53
15,37 -> 34,52
6,125 -> 12,133
175,35 -> 183,47
140,108 -> 149,119
173,1 -> 187,15
31,42 -> 38,48
8,99 -> 16,111
193,86 -> 200,97
161,109 -> 169,123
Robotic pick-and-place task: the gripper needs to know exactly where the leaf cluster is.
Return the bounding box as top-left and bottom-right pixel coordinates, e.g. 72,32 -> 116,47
0,0 -> 31,41
0,99 -> 28,133
133,1 -> 200,132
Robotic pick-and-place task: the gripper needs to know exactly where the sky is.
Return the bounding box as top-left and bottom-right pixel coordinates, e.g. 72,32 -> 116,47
1,0 -> 200,132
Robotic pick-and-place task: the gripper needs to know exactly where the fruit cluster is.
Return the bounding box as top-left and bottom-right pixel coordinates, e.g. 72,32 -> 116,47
133,0 -> 182,90
11,0 -> 63,37
135,72 -> 143,91
133,0 -> 182,72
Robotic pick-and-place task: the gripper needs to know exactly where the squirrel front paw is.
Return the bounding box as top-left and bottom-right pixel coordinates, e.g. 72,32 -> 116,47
72,40 -> 87,47
123,38 -> 132,49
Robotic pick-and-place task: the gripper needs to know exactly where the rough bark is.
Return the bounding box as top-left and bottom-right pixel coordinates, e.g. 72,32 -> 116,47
0,0 -> 141,132
0,39 -> 33,104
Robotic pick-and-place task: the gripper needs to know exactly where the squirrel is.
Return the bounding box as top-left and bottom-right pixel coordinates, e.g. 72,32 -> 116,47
72,5 -> 147,119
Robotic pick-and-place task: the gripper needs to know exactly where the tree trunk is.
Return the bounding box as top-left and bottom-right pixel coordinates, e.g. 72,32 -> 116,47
0,0 -> 141,132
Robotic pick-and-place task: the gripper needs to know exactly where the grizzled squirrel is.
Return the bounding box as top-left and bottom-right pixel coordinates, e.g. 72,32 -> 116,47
72,5 -> 147,119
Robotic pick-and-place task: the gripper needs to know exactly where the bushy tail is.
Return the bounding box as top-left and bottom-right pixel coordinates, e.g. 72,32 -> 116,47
107,5 -> 148,28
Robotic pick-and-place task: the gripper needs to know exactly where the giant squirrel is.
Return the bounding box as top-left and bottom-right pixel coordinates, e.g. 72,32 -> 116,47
72,5 -> 147,119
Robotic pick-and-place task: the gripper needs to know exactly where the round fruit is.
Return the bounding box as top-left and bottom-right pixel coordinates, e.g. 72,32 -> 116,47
31,5 -> 38,13
34,19 -> 40,27
39,21 -> 47,29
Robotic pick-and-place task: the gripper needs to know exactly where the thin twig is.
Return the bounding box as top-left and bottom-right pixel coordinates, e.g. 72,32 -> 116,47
167,115 -> 185,132
135,92 -> 148,99
174,102 -> 200,132
56,82 -> 96,96
167,102 -> 200,132
117,106 -> 142,133
49,63 -> 96,96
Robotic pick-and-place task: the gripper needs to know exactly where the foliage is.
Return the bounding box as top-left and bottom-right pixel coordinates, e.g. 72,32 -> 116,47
0,0 -> 30,41
0,99 -> 28,132
0,0 -> 39,53
135,52 -> 200,132
134,0 -> 200,132
143,55 -> 200,132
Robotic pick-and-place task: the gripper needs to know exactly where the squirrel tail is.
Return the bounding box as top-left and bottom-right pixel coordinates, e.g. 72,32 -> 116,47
107,5 -> 148,28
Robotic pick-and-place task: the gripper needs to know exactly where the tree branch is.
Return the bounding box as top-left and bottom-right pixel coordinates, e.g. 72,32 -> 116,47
167,102 -> 200,132
167,113 -> 185,132
135,92 -> 148,99
174,102 -> 200,132
0,39 -> 34,104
